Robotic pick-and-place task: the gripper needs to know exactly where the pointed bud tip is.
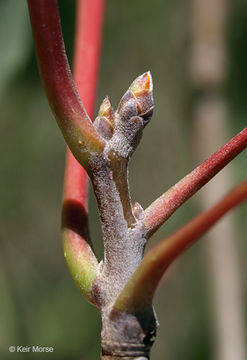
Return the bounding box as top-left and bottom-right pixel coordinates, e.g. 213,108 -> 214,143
130,71 -> 153,95
98,96 -> 114,119
116,72 -> 154,125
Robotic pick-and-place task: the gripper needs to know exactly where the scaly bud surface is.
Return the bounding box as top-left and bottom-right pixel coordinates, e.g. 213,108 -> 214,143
109,72 -> 154,158
117,72 -> 153,125
95,97 -> 115,140
98,96 -> 115,125
129,71 -> 154,124
130,72 -> 152,93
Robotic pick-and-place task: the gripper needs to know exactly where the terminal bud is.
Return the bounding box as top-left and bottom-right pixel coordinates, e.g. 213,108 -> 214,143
117,72 -> 154,125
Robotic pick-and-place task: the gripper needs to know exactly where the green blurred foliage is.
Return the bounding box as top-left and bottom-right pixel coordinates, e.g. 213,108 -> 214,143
0,1 -> 246,359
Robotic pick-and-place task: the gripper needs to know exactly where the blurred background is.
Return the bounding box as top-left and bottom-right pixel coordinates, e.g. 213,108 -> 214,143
0,0 -> 246,359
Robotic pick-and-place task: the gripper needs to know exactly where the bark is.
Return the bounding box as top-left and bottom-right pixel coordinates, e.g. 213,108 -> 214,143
88,132 -> 158,358
85,74 -> 158,357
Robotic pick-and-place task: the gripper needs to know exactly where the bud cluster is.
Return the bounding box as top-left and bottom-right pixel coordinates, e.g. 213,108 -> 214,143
94,72 -> 154,157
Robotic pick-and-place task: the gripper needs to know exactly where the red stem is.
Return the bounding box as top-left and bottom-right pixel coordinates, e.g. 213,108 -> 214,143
73,0 -> 105,118
143,127 -> 247,237
63,0 -> 105,247
27,0 -> 104,160
116,178 -> 247,312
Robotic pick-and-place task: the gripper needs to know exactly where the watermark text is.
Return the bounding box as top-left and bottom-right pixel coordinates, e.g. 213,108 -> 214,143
9,345 -> 54,353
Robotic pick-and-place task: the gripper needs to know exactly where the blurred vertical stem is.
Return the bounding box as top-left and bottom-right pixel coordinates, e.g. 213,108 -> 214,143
63,0 -> 105,233
189,0 -> 246,359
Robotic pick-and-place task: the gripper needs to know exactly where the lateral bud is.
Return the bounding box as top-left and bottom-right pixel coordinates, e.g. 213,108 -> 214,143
132,202 -> 145,220
117,71 -> 154,126
94,97 -> 115,140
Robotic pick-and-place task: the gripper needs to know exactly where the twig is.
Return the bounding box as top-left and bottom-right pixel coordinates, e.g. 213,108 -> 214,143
27,0 -> 104,166
143,127 -> 247,237
116,178 -> 247,312
62,0 -> 105,303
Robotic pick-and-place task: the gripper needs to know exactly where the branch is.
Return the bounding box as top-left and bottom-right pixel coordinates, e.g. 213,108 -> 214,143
115,178 -> 247,312
86,72 -> 154,308
27,0 -> 105,167
143,127 -> 247,237
61,0 -> 104,304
